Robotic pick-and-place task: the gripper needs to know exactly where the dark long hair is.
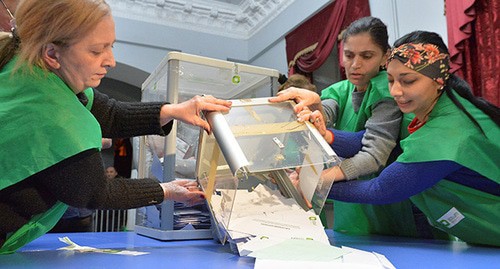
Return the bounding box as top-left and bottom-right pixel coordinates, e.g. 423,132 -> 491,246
393,31 -> 500,132
342,16 -> 390,52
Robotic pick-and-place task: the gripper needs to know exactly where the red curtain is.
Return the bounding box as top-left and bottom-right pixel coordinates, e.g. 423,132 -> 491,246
446,0 -> 499,106
285,0 -> 370,78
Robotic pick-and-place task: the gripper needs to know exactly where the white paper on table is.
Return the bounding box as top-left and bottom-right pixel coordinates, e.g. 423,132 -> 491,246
236,236 -> 286,256
373,251 -> 397,269
255,259 -> 385,269
254,259 -> 380,269
247,238 -> 348,261
57,237 -> 148,256
341,246 -> 396,269
254,245 -> 395,269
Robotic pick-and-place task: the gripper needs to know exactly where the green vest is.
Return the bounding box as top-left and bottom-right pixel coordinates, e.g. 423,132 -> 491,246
321,71 -> 418,237
398,92 -> 500,246
0,57 -> 101,254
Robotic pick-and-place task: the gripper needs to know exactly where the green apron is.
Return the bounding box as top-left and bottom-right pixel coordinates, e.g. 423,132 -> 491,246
321,71 -> 418,237
0,57 -> 101,254
398,92 -> 500,246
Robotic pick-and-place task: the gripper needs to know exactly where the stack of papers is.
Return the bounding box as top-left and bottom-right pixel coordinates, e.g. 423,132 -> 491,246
252,242 -> 395,269
210,184 -> 395,268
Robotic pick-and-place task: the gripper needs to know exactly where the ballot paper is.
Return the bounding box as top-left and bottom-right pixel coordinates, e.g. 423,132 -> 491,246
253,244 -> 396,269
340,246 -> 396,269
57,237 -> 148,256
248,239 -> 349,261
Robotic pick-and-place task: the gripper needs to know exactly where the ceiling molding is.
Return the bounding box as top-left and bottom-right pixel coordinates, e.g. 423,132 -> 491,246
107,0 -> 295,39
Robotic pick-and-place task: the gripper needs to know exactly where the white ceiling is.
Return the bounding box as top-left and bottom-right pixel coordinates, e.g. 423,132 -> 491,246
107,0 -> 295,39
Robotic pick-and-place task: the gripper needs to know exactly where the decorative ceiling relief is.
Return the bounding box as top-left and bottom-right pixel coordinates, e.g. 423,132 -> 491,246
107,0 -> 295,39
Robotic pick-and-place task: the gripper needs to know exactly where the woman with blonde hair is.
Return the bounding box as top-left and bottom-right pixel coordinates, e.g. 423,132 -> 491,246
0,0 -> 231,253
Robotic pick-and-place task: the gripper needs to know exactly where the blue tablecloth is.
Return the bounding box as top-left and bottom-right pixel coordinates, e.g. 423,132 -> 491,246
1,230 -> 498,268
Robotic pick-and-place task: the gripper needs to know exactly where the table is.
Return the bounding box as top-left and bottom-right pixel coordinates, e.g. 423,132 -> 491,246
0,230 -> 498,268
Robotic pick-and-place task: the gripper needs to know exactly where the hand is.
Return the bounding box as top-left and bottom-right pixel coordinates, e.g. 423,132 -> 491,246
287,169 -> 313,209
160,95 -> 232,134
161,179 -> 206,206
296,108 -> 332,144
101,138 -> 112,149
268,87 -> 322,114
320,166 -> 347,183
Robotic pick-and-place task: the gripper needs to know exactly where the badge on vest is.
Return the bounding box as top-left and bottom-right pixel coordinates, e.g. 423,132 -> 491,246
437,207 -> 465,228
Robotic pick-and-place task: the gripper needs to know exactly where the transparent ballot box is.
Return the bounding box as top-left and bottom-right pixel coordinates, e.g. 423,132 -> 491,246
197,98 -> 340,247
136,52 -> 279,240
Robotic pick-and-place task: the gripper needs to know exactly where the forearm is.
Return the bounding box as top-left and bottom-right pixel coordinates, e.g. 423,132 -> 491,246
329,161 -> 461,204
38,149 -> 164,209
340,99 -> 401,179
91,89 -> 172,138
321,99 -> 339,128
329,129 -> 365,158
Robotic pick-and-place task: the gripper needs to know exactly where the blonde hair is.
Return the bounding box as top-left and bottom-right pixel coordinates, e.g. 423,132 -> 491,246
278,74 -> 317,93
1,0 -> 110,71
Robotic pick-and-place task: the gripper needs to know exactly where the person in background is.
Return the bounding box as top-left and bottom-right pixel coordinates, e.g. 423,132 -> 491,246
0,0 -> 231,254
277,73 -> 317,93
105,166 -> 120,180
102,164 -> 126,231
319,30 -> 499,246
270,17 -> 423,238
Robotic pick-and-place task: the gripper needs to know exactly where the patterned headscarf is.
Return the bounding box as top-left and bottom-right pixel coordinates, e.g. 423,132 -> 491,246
388,43 -> 450,86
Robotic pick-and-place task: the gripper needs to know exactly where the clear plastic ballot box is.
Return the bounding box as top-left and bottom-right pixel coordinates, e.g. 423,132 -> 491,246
135,52 -> 280,240
197,98 -> 340,246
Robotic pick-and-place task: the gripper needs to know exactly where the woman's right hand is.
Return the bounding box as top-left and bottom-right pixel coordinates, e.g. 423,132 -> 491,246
268,87 -> 322,113
161,180 -> 205,207
286,169 -> 312,209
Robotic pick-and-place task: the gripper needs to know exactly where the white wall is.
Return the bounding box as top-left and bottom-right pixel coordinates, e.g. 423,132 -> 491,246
247,38 -> 288,75
369,0 -> 447,46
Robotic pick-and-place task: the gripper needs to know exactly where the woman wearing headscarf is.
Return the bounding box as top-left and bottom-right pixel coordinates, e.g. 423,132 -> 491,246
323,30 -> 499,246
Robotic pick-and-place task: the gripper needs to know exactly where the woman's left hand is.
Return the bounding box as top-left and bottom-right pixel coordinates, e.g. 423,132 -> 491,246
297,108 -> 332,143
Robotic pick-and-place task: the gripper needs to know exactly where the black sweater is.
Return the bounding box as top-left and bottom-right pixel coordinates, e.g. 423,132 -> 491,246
0,90 -> 173,245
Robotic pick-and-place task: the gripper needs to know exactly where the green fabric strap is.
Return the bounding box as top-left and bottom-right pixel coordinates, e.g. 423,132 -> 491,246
320,71 -> 418,237
0,203 -> 68,254
0,57 -> 101,253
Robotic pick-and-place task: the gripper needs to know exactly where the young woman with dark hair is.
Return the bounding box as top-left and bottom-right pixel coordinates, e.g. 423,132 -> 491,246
271,17 -> 422,238
325,30 -> 499,246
